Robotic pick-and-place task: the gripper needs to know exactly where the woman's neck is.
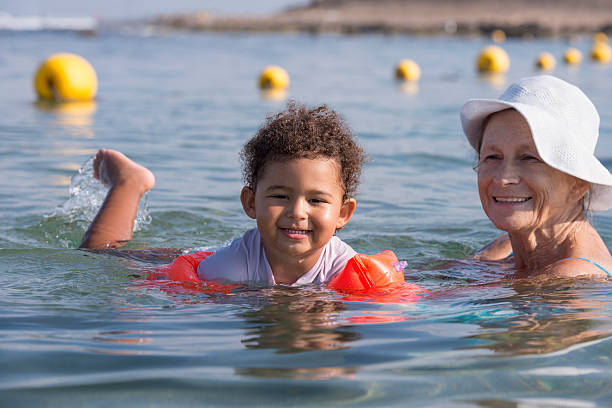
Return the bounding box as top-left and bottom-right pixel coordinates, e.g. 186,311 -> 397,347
509,213 -> 587,272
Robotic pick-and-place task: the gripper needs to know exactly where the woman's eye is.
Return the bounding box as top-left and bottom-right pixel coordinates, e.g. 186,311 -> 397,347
482,154 -> 500,162
521,155 -> 540,162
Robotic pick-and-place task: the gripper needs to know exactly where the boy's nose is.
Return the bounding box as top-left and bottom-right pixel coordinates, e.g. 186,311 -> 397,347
287,198 -> 307,219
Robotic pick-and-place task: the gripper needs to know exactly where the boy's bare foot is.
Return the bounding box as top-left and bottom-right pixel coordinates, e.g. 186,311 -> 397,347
93,149 -> 155,195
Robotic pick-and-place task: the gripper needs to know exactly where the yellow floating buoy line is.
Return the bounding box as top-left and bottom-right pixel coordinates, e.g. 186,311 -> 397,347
33,34 -> 612,107
34,53 -> 98,101
258,65 -> 290,90
395,59 -> 420,82
476,45 -> 510,74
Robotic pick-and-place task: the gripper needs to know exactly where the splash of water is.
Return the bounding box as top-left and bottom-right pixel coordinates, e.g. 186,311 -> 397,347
47,157 -> 151,231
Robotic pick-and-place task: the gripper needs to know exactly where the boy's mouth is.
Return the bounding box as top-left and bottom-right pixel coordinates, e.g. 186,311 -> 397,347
280,228 -> 311,239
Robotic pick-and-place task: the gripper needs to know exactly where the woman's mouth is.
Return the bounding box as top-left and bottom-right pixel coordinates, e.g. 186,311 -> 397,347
493,196 -> 531,203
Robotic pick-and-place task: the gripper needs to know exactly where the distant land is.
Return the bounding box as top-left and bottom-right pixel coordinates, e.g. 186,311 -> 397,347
151,0 -> 612,37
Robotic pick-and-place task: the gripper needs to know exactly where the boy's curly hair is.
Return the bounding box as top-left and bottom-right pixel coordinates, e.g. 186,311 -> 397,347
240,102 -> 366,200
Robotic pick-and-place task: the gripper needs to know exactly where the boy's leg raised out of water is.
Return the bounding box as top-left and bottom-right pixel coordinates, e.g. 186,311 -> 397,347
74,104 -> 413,291
79,149 -> 155,249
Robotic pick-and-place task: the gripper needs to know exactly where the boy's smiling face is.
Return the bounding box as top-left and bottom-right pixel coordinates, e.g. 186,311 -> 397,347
240,157 -> 356,282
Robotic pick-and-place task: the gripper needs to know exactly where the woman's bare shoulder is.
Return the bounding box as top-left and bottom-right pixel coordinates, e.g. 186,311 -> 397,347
551,256 -> 612,278
473,234 -> 512,262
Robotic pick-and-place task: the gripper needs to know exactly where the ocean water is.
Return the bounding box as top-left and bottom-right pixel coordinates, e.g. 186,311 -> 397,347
2,26 -> 612,407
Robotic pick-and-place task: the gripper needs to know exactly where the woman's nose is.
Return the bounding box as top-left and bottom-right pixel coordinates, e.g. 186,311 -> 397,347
494,161 -> 520,185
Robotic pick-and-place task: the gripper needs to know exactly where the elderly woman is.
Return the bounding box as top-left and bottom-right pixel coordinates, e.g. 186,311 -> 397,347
461,75 -> 612,277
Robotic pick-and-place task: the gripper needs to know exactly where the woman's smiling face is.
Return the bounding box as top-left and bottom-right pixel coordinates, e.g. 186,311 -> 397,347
477,109 -> 587,233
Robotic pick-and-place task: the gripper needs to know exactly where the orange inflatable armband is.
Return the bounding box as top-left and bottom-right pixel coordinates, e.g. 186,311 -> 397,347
327,250 -> 404,290
328,250 -> 427,303
146,251 -> 213,283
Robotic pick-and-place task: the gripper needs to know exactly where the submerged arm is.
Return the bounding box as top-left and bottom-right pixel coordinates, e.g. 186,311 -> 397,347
83,247 -> 183,264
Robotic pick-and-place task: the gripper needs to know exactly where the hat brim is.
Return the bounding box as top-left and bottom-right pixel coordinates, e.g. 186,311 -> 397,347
461,98 -> 612,211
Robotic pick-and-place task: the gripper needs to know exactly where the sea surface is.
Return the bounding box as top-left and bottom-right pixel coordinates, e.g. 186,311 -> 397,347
2,23 -> 612,407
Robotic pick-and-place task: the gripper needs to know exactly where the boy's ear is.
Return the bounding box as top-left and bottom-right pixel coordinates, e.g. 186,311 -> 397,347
336,198 -> 357,229
240,187 -> 257,219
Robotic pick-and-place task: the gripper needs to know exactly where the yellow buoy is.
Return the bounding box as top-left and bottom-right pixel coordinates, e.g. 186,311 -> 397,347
591,42 -> 612,63
563,48 -> 583,65
491,29 -> 506,43
536,52 -> 555,70
476,45 -> 510,73
593,32 -> 609,43
34,53 -> 98,101
258,66 -> 290,90
395,59 -> 421,82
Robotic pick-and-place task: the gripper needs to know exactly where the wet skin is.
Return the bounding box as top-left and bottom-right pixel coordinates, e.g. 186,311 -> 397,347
240,158 -> 356,284
477,109 -> 612,277
478,109 -> 585,235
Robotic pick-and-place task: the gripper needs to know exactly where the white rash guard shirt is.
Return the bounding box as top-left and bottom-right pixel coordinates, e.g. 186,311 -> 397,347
196,228 -> 356,285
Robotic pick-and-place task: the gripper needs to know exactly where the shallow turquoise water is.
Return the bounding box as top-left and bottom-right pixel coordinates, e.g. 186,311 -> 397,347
2,28 -> 612,406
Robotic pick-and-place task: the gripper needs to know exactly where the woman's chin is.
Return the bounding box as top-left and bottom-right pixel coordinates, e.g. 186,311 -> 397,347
490,218 -> 530,234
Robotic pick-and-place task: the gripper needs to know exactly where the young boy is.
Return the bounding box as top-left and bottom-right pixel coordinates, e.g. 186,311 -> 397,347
80,103 -> 403,288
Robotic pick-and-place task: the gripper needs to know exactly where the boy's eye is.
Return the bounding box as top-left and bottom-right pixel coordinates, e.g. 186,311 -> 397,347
269,194 -> 288,200
309,198 -> 327,204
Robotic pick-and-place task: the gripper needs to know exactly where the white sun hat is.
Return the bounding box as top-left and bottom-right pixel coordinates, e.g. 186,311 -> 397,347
461,75 -> 612,211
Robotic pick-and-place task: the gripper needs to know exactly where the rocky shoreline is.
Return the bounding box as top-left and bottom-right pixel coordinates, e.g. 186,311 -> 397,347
152,0 -> 612,37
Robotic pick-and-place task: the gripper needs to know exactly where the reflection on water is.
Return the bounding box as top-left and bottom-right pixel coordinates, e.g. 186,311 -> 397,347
93,330 -> 153,344
259,88 -> 288,101
465,279 -> 612,356
470,397 -> 597,408
34,100 -> 97,137
34,100 -> 97,187
398,81 -> 419,95
478,72 -> 508,90
237,287 -> 360,380
91,330 -> 153,355
236,366 -> 358,380
241,287 -> 358,353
